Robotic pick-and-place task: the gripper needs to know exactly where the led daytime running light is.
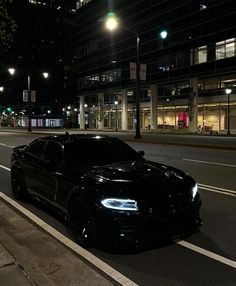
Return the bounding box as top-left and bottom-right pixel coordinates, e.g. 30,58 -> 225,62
101,198 -> 138,211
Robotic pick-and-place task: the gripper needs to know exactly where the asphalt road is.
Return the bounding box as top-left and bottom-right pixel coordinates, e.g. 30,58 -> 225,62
0,131 -> 235,286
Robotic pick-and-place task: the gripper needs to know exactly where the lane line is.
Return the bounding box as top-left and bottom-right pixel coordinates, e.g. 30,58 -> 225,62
0,165 -> 11,172
199,186 -> 236,197
183,158 -> 236,168
199,183 -> 236,194
0,192 -> 139,286
177,240 -> 236,269
0,143 -> 15,148
198,183 -> 236,197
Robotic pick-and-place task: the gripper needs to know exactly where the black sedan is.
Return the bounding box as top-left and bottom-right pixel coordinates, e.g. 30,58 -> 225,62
11,133 -> 202,247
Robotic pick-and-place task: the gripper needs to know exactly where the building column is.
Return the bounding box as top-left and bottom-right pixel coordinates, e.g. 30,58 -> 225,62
189,77 -> 198,133
121,89 -> 128,130
150,84 -> 158,130
98,92 -> 104,130
79,96 -> 85,130
219,103 -> 221,131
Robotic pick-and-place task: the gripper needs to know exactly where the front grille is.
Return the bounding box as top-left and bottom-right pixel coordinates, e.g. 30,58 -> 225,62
139,185 -> 193,218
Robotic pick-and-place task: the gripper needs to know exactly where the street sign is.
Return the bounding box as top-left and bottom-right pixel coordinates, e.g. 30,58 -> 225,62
130,62 -> 147,81
140,64 -> 147,81
130,62 -> 136,80
23,90 -> 36,102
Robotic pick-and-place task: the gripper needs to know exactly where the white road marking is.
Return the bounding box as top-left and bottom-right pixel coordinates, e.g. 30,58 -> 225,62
0,143 -> 15,148
183,158 -> 236,168
0,165 -> 11,172
198,183 -> 236,197
177,240 -> 236,269
0,192 -> 139,286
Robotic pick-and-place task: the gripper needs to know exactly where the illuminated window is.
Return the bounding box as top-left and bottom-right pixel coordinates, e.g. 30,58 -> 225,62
101,69 -> 121,83
76,0 -> 91,9
190,46 -> 207,64
216,38 -> 235,60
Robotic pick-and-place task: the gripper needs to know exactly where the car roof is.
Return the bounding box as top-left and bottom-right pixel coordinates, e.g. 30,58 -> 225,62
36,133 -> 115,145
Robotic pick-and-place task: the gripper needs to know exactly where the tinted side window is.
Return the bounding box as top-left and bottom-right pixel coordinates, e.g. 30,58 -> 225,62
43,141 -> 63,164
25,140 -> 46,159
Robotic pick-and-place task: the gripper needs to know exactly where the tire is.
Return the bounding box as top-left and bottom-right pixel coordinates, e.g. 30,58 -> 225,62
11,171 -> 27,200
69,197 -> 97,247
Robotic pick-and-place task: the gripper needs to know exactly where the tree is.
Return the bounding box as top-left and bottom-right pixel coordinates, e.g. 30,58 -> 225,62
0,0 -> 16,49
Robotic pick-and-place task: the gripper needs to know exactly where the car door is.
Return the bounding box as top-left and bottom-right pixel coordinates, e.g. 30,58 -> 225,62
22,139 -> 47,196
37,140 -> 64,205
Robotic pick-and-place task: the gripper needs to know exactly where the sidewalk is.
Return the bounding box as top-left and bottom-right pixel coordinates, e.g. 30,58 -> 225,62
0,199 -> 114,286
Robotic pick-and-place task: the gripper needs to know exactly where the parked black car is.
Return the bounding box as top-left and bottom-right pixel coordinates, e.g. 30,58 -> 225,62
11,133 -> 202,247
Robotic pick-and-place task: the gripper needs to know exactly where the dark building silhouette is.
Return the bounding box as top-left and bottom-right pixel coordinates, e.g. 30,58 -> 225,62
0,0 -> 77,116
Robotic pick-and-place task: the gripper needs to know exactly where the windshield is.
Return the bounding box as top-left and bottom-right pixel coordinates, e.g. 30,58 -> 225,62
64,138 -> 140,168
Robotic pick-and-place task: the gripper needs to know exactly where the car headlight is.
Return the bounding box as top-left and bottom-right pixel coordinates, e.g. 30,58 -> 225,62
192,184 -> 198,200
101,198 -> 138,211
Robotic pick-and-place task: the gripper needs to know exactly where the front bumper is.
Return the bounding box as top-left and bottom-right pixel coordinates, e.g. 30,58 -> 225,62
96,199 -> 202,245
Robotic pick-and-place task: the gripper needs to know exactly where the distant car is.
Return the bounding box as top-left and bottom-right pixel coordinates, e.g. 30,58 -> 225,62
11,133 -> 202,247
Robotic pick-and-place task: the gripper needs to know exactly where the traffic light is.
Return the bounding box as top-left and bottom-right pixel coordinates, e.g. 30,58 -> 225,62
6,107 -> 12,113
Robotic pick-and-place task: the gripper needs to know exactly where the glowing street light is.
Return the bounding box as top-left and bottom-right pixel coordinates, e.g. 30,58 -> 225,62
8,68 -> 16,76
0,86 -> 4,92
160,30 -> 168,39
105,12 -> 119,31
43,72 -> 49,79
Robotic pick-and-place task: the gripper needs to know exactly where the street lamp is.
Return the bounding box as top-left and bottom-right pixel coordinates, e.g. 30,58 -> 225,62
133,29 -> 167,138
114,100 -> 118,131
135,33 -> 141,138
27,72 -> 49,132
43,72 -> 49,79
8,69 -> 49,132
8,68 -> 16,76
105,12 -> 119,31
105,13 -> 141,138
225,88 -> 232,135
160,30 -> 168,39
105,14 -> 168,138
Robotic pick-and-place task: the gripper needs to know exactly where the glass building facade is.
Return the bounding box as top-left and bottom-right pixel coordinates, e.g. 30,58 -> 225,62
74,0 -> 236,133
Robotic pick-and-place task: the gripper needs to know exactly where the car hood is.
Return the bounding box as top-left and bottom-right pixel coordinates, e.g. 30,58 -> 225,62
84,160 -> 194,198
91,160 -> 183,181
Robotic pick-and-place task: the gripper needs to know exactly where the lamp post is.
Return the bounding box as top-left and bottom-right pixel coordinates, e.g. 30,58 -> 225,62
114,100 -> 118,131
105,13 -> 167,138
28,72 -> 49,132
8,68 -> 49,132
105,14 -> 141,138
134,29 -> 167,139
27,74 -> 32,132
225,88 -> 232,135
135,33 -> 141,138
